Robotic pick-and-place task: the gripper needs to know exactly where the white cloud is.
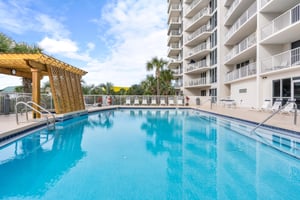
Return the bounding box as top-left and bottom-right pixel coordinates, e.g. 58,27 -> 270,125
38,37 -> 78,53
84,0 -> 168,86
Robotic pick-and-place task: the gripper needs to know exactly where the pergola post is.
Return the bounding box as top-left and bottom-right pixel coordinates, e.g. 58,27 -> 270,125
31,68 -> 41,118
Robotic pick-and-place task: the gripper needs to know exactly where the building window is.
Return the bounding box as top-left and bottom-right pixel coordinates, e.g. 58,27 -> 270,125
210,49 -> 217,66
272,78 -> 291,105
210,12 -> 217,29
210,67 -> 217,83
210,30 -> 217,48
201,90 -> 206,96
209,88 -> 217,102
209,0 -> 217,13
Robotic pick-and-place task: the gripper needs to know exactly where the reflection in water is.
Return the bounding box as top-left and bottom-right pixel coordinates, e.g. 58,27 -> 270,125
1,109 -> 300,199
0,116 -> 88,199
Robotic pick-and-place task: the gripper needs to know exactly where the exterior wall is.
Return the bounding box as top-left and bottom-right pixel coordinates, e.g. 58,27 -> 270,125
230,78 -> 257,108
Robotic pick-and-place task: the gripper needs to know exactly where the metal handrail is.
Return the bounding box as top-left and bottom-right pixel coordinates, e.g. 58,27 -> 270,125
251,102 -> 297,133
15,101 -> 56,130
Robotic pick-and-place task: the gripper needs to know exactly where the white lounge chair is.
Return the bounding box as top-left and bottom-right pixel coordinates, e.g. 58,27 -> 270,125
142,97 -> 148,105
168,97 -> 174,106
151,97 -> 157,105
177,96 -> 184,106
259,99 -> 271,111
271,99 -> 282,112
125,97 -> 131,105
160,97 -> 166,106
280,99 -> 296,114
134,96 -> 140,105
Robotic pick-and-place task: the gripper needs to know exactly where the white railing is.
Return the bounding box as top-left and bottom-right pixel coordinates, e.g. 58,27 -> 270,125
225,0 -> 241,21
225,1 -> 257,42
172,69 -> 183,75
261,47 -> 300,73
185,0 -> 201,15
185,77 -> 207,87
261,4 -> 300,40
186,24 -> 211,43
186,59 -> 207,72
169,30 -> 181,36
260,0 -> 271,9
185,7 -> 210,29
225,62 -> 257,82
225,32 -> 256,62
186,42 -> 209,57
170,43 -> 180,48
168,4 -> 182,13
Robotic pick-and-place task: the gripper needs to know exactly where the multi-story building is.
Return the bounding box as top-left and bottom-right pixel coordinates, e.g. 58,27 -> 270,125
167,0 -> 300,108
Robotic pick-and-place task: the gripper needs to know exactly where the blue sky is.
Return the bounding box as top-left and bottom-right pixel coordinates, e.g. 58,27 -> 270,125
0,0 -> 168,88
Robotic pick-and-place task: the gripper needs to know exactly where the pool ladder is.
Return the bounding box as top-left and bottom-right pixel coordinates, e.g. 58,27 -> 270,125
250,102 -> 297,133
15,101 -> 56,130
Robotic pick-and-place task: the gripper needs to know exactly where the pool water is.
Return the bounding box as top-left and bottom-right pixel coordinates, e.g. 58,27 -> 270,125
0,109 -> 300,200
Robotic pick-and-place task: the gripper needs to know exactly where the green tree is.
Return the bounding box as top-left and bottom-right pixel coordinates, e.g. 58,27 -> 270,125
141,75 -> 156,95
146,57 -> 167,95
100,82 -> 114,95
160,69 -> 175,95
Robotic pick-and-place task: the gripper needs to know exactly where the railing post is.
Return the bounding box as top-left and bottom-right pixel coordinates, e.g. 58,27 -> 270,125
294,103 -> 297,125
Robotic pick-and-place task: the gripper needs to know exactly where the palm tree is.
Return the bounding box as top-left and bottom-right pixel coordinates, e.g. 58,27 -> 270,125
146,57 -> 167,95
160,69 -> 174,95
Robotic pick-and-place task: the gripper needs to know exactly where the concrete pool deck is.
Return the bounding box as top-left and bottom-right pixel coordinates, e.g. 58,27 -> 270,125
0,105 -> 299,141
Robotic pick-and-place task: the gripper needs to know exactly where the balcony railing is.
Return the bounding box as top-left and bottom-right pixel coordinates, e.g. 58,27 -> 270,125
185,77 -> 207,87
185,7 -> 210,29
169,30 -> 181,36
186,24 -> 210,42
186,59 -> 207,72
185,0 -> 201,14
261,47 -> 300,73
168,4 -> 182,13
225,62 -> 257,82
261,4 -> 300,40
172,69 -> 183,76
225,32 -> 256,62
225,0 -> 241,21
186,42 -> 208,57
225,1 -> 257,42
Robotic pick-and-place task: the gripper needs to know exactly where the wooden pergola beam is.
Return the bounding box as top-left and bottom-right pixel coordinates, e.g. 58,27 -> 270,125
0,67 -> 32,79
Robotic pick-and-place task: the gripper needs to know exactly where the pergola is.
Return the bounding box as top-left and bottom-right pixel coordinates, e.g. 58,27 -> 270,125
0,53 -> 87,117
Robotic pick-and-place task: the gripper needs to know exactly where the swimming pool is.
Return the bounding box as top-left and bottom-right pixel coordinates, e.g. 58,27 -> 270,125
0,108 -> 300,200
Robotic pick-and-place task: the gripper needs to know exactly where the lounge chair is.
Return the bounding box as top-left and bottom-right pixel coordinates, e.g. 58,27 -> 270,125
125,97 -> 131,105
177,96 -> 184,106
168,96 -> 174,106
142,97 -> 148,105
258,99 -> 271,111
134,96 -> 140,105
151,97 -> 157,105
271,99 -> 282,112
160,97 -> 166,106
280,99 -> 296,114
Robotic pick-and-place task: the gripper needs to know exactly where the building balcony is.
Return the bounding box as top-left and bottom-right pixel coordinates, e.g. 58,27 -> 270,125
224,0 -> 234,7
260,0 -> 299,13
172,69 -> 183,77
168,30 -> 182,45
185,77 -> 209,88
167,43 -> 181,57
168,17 -> 182,33
260,4 -> 300,44
185,0 -> 210,18
225,62 -> 257,83
260,47 -> 300,74
224,1 -> 257,45
185,42 -> 210,61
173,81 -> 183,88
185,24 -> 211,46
168,4 -> 182,16
185,7 -> 211,32
185,59 -> 209,74
185,0 -> 193,4
225,32 -> 256,65
167,57 -> 182,69
225,0 -> 255,26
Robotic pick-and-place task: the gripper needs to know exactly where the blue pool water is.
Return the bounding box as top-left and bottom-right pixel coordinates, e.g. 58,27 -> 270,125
0,109 -> 300,200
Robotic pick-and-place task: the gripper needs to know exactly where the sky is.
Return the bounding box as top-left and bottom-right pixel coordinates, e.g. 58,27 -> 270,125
0,0 -> 168,89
